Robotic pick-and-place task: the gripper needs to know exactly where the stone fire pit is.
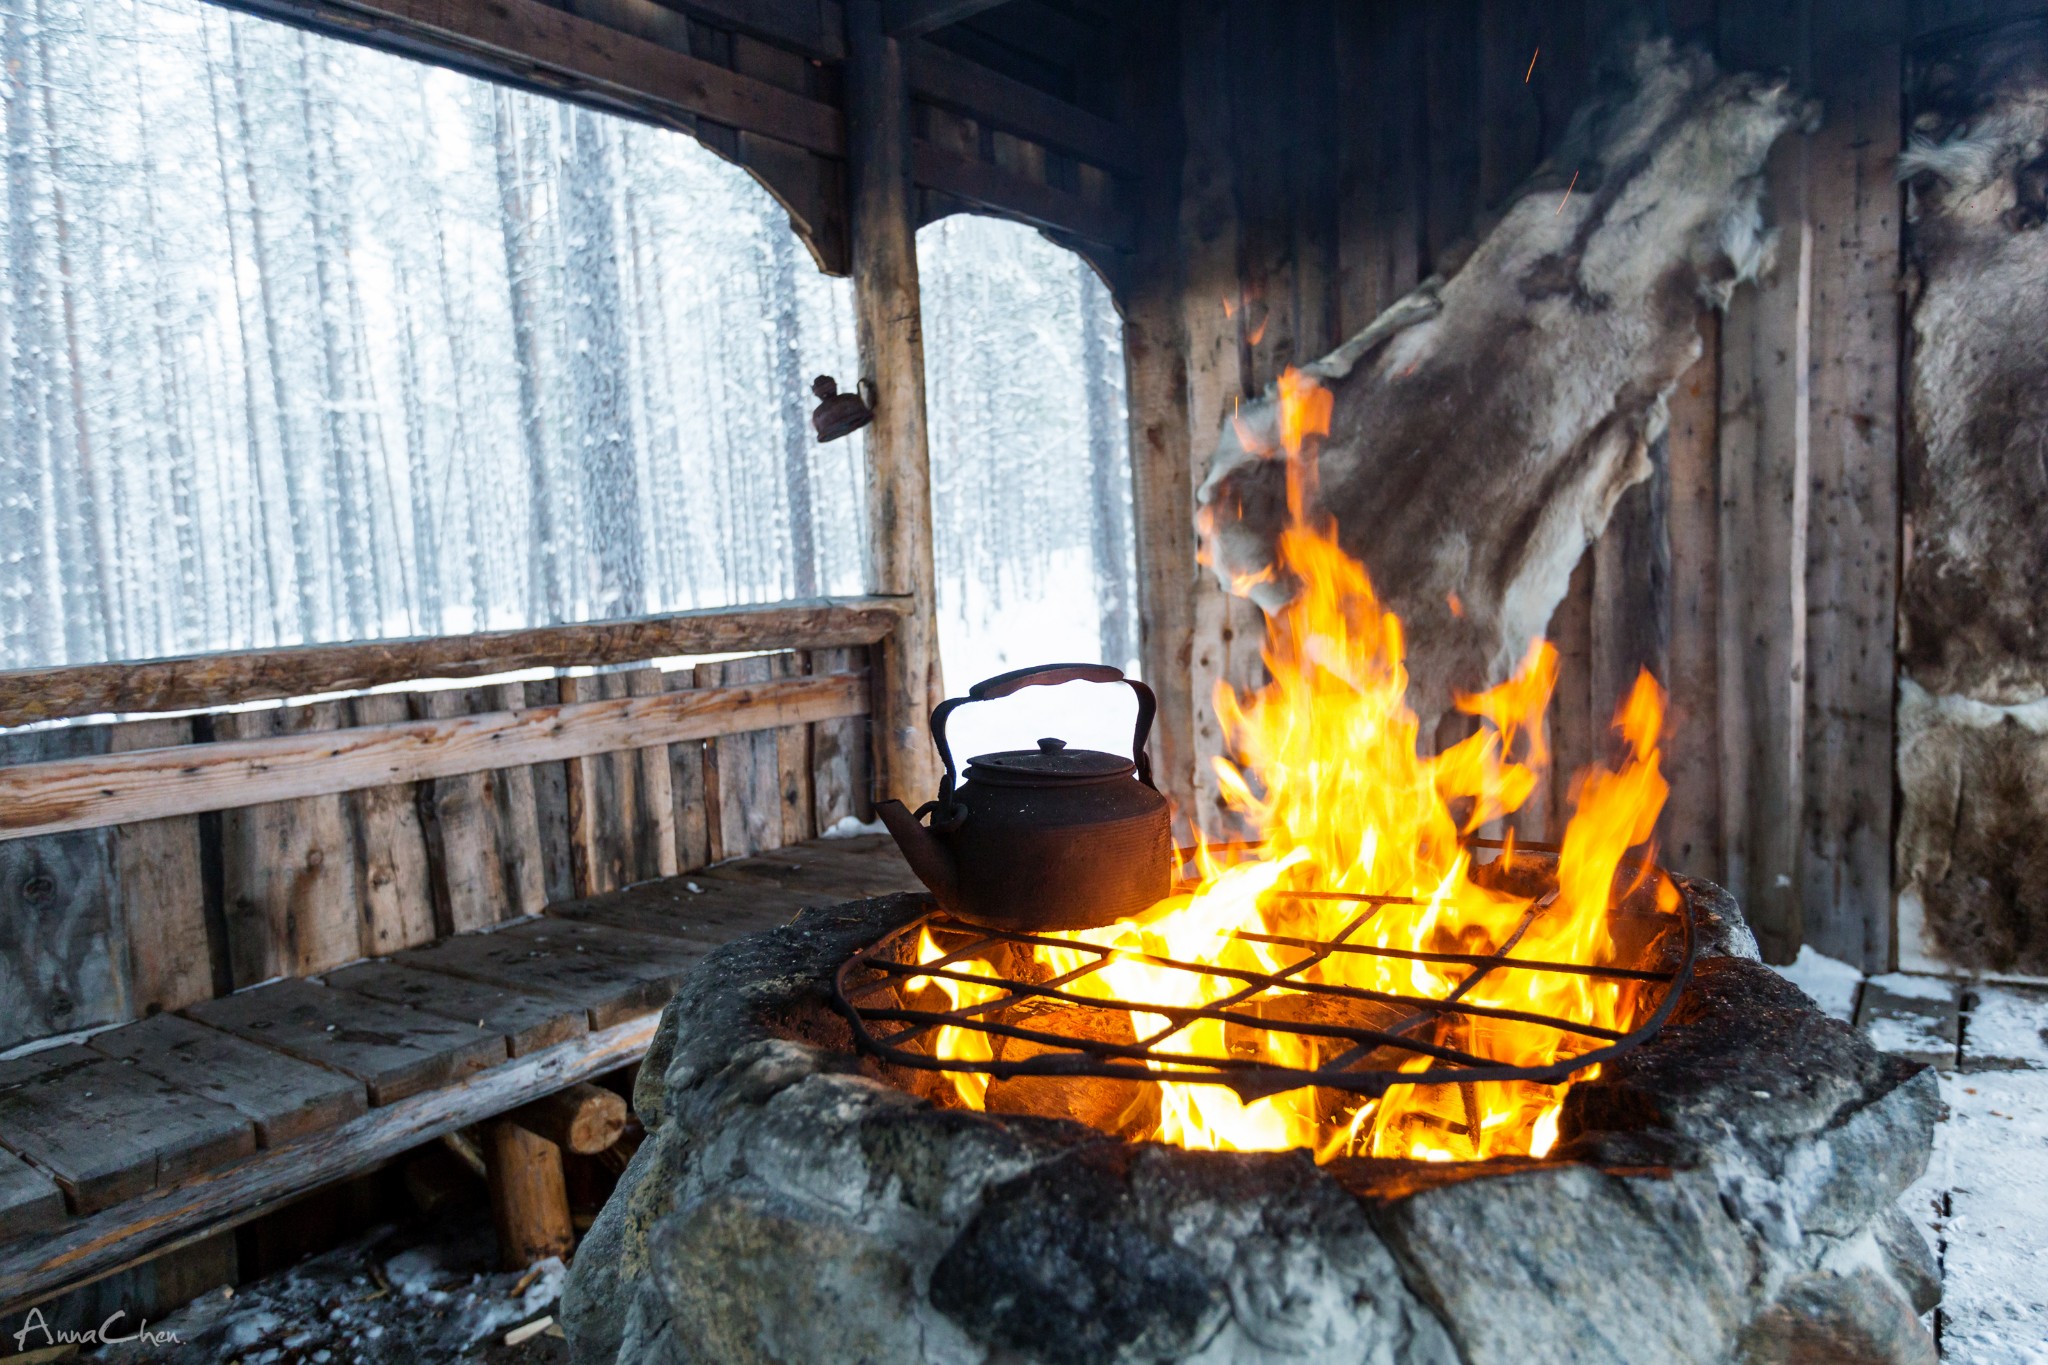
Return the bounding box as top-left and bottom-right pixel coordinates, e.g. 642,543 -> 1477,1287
564,881 -> 1938,1365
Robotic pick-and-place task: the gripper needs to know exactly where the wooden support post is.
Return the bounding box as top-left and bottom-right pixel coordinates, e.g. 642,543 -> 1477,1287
1120,14 -> 1198,840
846,0 -> 943,806
510,1082 -> 627,1156
484,1118 -> 575,1271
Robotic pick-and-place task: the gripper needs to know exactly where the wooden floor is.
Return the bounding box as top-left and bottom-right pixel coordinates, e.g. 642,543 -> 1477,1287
0,834 -> 919,1313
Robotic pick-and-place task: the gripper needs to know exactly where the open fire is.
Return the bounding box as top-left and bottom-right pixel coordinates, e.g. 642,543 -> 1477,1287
902,369 -> 1677,1163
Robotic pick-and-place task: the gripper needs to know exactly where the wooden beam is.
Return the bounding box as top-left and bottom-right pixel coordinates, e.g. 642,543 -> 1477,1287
1799,0 -> 1902,972
0,1014 -> 657,1315
0,596 -> 900,728
510,1081 -> 628,1155
211,0 -> 843,152
912,140 -> 1135,249
484,1118 -> 575,1269
653,0 -> 847,61
0,673 -> 869,842
846,0 -> 944,805
1118,12 -> 1198,840
884,0 -> 1011,39
906,39 -> 1138,173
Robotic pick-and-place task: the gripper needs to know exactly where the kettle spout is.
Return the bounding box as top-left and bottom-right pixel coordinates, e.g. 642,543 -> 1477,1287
874,800 -> 959,908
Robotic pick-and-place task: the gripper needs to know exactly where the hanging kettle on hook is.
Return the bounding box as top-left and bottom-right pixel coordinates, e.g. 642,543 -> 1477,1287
874,663 -> 1173,932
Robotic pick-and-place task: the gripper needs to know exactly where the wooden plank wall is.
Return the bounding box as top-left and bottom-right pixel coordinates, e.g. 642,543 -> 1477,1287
1154,0 -> 1914,968
0,648 -> 871,1053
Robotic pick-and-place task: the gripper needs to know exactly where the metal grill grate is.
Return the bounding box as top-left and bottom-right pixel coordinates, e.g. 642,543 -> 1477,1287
831,841 -> 1695,1104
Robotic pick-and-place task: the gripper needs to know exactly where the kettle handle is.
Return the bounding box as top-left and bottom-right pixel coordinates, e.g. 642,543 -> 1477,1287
930,663 -> 1158,812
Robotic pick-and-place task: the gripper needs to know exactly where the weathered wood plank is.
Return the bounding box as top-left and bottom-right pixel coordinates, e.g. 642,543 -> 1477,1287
1178,0 -> 1255,842
702,658 -> 784,860
1542,552 -> 1596,841
1422,0 -> 1480,272
109,717 -> 213,1016
911,138 -> 1137,252
772,654 -> 815,847
0,672 -> 870,842
807,647 -> 869,833
544,873 -> 814,940
321,958 -> 587,1057
88,1012 -> 366,1147
525,679 -> 579,906
710,833 -> 922,900
563,674 -> 618,899
0,727 -> 124,1052
665,669 -> 713,872
421,685 -> 547,933
0,1146 -> 64,1243
0,1013 -> 657,1314
885,0 -> 1008,39
905,39 -> 1138,173
1477,0 -> 1544,212
393,919 -> 708,1029
1799,0 -> 1903,972
629,669 -> 682,881
1716,0 -> 1812,962
1591,459 -> 1670,732
1663,316 -> 1724,879
0,1045 -> 253,1214
186,979 -> 504,1107
564,670 -> 676,896
0,596 -> 902,728
224,0 -> 845,151
1116,27 -> 1198,840
346,693 -> 437,955
1334,1 -> 1426,338
849,0 -> 946,809
215,704 -> 364,987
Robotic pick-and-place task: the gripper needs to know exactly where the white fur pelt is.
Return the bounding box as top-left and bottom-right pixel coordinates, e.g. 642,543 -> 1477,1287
1894,26 -> 2048,974
1196,38 -> 1807,716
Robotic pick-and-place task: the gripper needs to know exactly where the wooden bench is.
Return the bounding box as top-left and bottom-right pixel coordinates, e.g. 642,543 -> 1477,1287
0,599 -> 918,1314
0,833 -> 920,1313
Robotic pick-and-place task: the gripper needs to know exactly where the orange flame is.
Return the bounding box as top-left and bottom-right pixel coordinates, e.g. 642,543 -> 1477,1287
918,368 -> 1671,1162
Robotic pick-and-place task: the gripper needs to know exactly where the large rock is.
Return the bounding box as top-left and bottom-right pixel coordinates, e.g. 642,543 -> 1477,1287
565,885 -> 1936,1364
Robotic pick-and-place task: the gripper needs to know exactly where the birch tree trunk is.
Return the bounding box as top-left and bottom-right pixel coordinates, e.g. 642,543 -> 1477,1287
768,223 -> 817,598
1,0 -> 50,665
559,105 -> 643,617
230,19 -> 319,641
34,0 -> 114,659
1080,260 -> 1132,670
295,34 -> 372,637
394,264 -> 441,635
132,8 -> 204,651
492,87 -> 564,622
201,8 -> 284,645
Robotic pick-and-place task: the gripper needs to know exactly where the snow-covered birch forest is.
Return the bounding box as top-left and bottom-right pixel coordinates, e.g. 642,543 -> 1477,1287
0,0 -> 1136,687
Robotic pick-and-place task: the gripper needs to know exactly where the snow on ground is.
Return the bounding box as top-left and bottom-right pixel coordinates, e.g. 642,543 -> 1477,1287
1769,944 -> 1864,1022
1872,971 -> 1967,1002
1963,985 -> 2048,1070
1904,1068 -> 2048,1364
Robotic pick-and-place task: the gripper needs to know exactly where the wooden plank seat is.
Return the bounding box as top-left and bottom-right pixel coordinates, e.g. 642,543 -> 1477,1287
0,834 -> 920,1315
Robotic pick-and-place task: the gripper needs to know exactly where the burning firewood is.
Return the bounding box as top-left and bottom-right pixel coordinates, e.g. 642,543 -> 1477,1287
1198,37 -> 1812,717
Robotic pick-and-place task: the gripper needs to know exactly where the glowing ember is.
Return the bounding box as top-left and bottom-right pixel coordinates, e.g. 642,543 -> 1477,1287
915,368 -> 1674,1162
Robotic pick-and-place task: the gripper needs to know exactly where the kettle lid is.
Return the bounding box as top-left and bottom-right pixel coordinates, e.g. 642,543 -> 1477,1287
965,736 -> 1136,786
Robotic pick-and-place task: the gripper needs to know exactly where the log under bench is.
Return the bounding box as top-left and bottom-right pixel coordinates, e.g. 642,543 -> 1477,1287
0,834 -> 920,1313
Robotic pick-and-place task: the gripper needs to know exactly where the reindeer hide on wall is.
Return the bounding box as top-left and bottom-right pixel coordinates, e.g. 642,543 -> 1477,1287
1196,39 -> 1808,719
1895,24 -> 2048,974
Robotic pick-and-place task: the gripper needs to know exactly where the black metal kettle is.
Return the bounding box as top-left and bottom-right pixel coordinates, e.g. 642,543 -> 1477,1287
875,663 -> 1172,931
